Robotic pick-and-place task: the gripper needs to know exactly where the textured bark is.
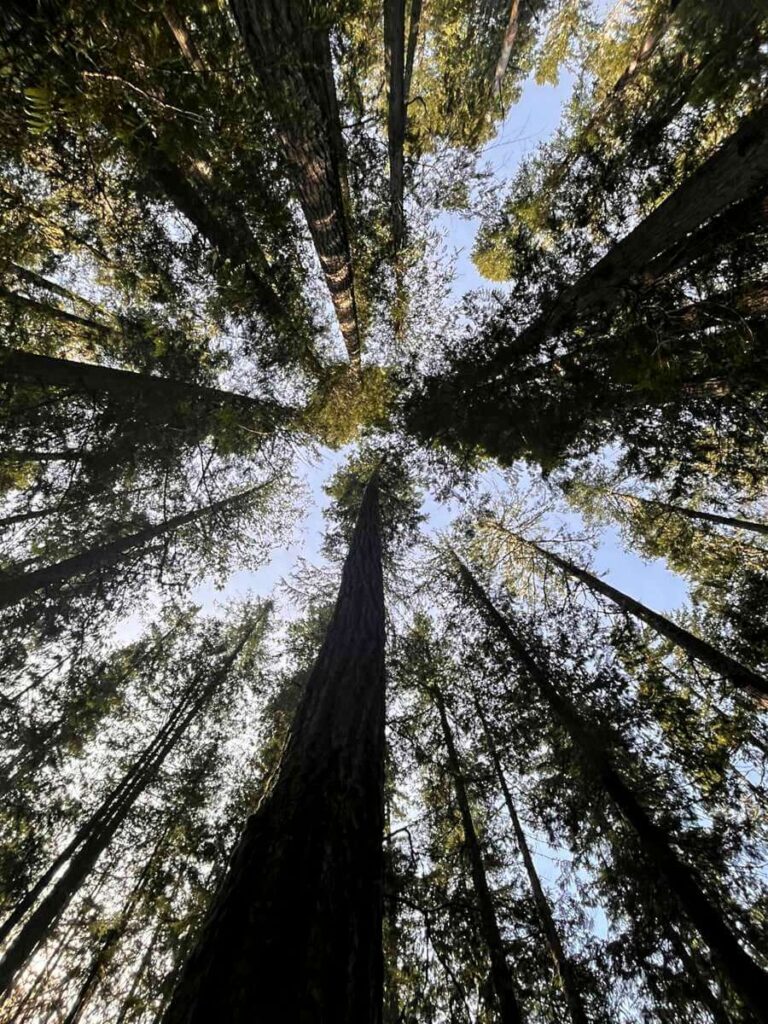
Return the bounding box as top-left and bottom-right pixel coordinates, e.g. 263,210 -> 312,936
0,347 -> 284,426
474,697 -> 588,1024
0,633 -> 250,996
384,0 -> 406,253
519,536 -> 768,706
231,0 -> 362,366
163,3 -> 207,71
0,486 -> 261,611
491,0 -> 521,100
615,492 -> 768,538
453,553 -> 768,1020
492,104 -> 768,363
434,688 -> 522,1024
163,479 -> 385,1023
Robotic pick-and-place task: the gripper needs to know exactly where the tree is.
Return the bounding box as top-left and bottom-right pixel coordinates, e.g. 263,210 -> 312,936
230,0 -> 363,367
163,476 -> 386,1022
450,549 -> 768,1020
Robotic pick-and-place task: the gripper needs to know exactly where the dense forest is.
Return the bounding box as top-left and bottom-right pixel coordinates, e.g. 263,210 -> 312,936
0,0 -> 767,1021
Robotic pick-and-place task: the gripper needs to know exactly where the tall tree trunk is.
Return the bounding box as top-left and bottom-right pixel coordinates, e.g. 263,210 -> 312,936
615,491 -> 768,538
491,0 -> 521,101
473,697 -> 588,1024
163,478 -> 386,1023
491,104 -> 768,363
163,3 -> 207,71
0,348 -> 285,427
403,0 -> 422,104
384,0 -> 406,254
434,687 -> 522,1024
451,552 -> 768,1021
115,920 -> 163,1024
514,533 -> 768,706
0,485 -> 262,611
0,629 -> 252,996
231,0 -> 362,367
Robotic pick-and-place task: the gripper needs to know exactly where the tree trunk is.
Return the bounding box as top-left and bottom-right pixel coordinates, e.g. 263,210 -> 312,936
163,478 -> 386,1023
0,285 -> 112,335
434,688 -> 522,1024
0,485 -> 263,611
0,347 -> 285,427
163,3 -> 207,72
491,0 -> 521,101
517,534 -> 768,706
60,826 -> 169,1024
230,0 -> 362,367
643,189 -> 768,285
114,920 -> 162,1024
0,630 -> 251,996
384,0 -> 407,253
452,551 -> 768,1021
493,104 -> 768,362
473,696 -> 588,1024
616,491 -> 768,538
2,263 -> 106,316
403,0 -> 422,103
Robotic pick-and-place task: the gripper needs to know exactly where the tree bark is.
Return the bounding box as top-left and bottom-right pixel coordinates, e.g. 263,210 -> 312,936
230,0 -> 362,367
615,492 -> 768,538
0,485 -> 263,611
0,630 -> 252,996
384,0 -> 407,253
452,552 -> 768,1021
2,263 -> 106,316
403,0 -> 422,104
434,688 -> 522,1024
473,697 -> 588,1024
516,534 -> 768,706
0,347 -> 285,427
163,478 -> 386,1023
491,104 -> 768,363
491,0 -> 521,101
163,3 -> 207,72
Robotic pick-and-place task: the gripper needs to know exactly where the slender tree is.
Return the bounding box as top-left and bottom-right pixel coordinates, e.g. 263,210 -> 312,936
433,685 -> 522,1024
473,695 -> 589,1024
0,620 -> 256,996
162,477 -> 386,1022
503,529 -> 768,706
451,550 -> 768,1021
384,0 -> 406,254
0,485 -> 265,611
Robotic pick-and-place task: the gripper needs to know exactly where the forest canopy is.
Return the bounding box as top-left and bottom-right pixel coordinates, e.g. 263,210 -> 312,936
1,1 -> 767,1022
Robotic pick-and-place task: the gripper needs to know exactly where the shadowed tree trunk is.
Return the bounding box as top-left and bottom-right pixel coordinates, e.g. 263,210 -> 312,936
162,478 -> 386,1023
0,485 -> 263,611
512,532 -> 768,706
0,285 -> 113,336
403,0 -> 422,104
473,696 -> 588,1024
614,491 -> 768,538
0,628 -> 252,996
433,686 -> 522,1024
2,263 -> 106,316
231,0 -> 362,367
384,0 -> 406,254
0,348 -> 286,427
491,104 -> 768,363
451,551 -> 768,1021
